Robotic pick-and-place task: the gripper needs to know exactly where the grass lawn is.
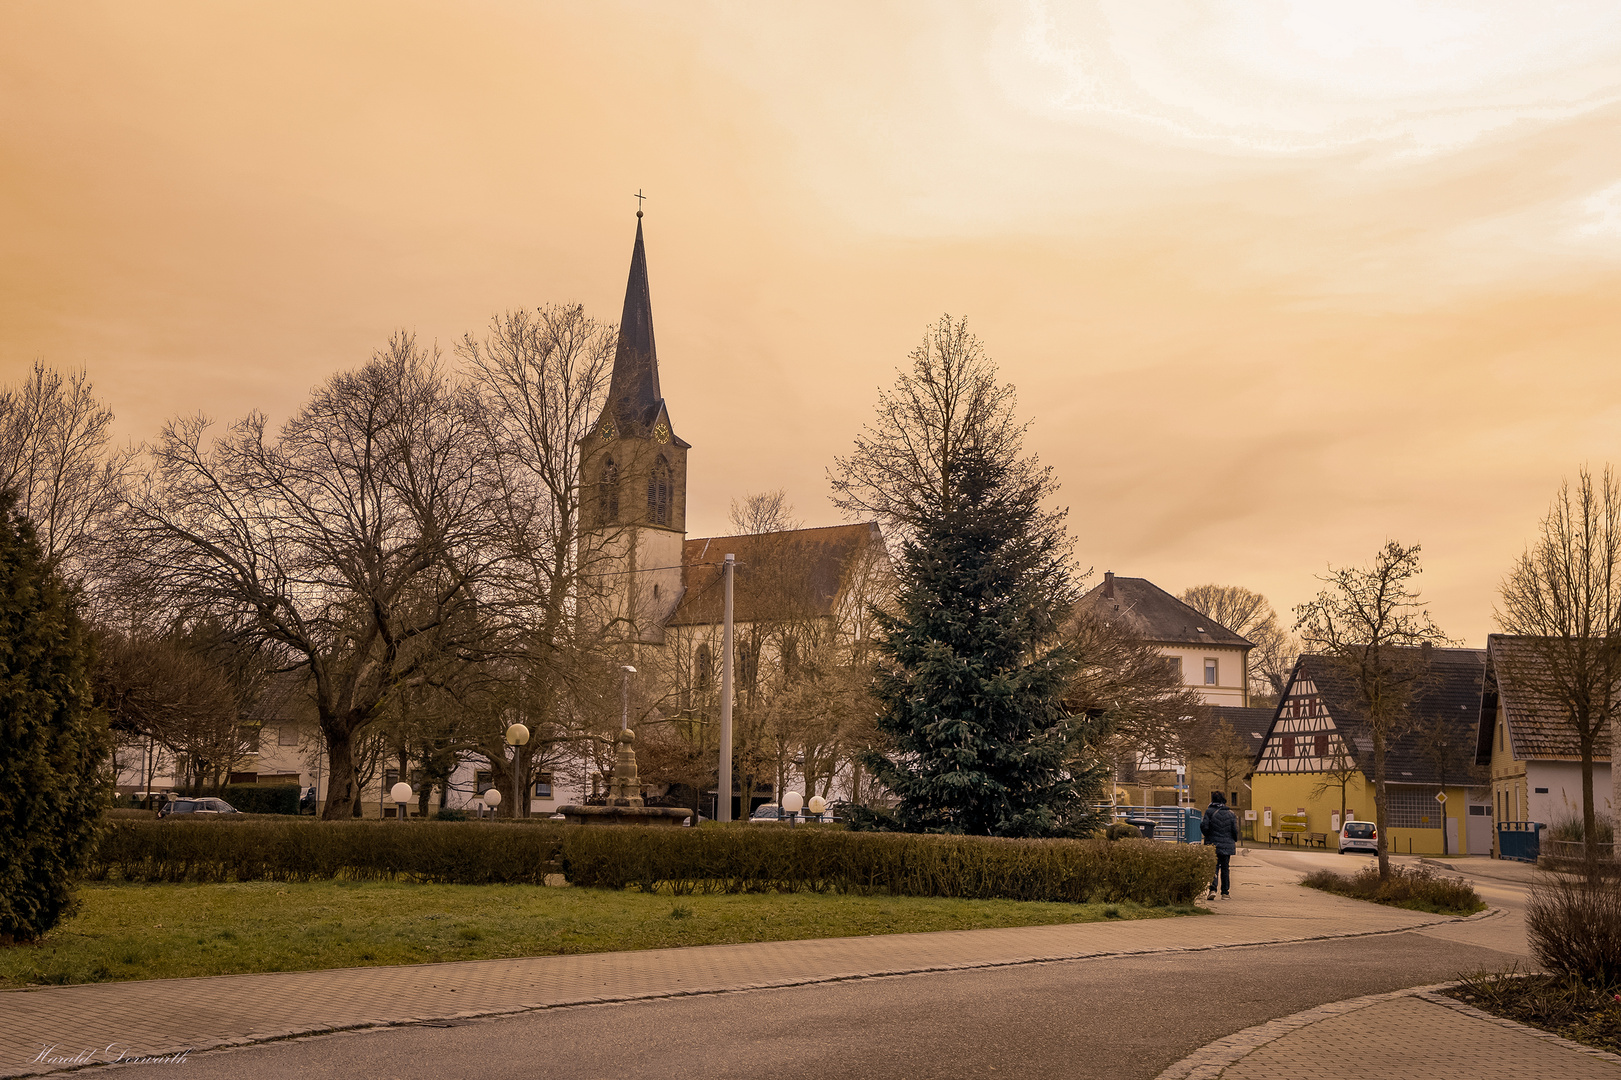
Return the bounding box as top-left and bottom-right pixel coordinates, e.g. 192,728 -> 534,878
0,882 -> 1196,989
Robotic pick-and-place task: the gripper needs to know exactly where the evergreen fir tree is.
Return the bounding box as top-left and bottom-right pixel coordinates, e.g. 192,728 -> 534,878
862,449 -> 1105,837
0,491 -> 108,943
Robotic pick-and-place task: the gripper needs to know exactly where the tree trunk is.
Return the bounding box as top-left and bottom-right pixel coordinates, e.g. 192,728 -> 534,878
1582,734 -> 1598,884
1373,726 -> 1390,880
320,725 -> 359,820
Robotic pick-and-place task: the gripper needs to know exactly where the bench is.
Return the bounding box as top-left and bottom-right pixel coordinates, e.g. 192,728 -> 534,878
1268,832 -> 1298,847
1307,832 -> 1329,849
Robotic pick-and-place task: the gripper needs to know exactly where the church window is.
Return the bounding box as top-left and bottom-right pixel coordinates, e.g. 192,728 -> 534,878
599,459 -> 619,525
648,456 -> 672,527
695,643 -> 713,692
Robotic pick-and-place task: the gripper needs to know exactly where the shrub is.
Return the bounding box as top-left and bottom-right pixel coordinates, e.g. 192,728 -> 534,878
0,494 -> 110,943
220,784 -> 301,815
1449,970 -> 1621,1054
1104,823 -> 1142,841
434,808 -> 469,822
560,827 -> 1213,904
1527,875 -> 1621,988
1550,815 -> 1615,845
1300,863 -> 1483,915
86,819 -> 567,884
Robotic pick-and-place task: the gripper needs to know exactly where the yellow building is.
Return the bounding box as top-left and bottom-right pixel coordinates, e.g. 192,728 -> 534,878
1252,648 -> 1491,855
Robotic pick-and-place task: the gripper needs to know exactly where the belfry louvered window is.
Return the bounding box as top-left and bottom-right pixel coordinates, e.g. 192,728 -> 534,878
599,458 -> 619,525
648,456 -> 672,526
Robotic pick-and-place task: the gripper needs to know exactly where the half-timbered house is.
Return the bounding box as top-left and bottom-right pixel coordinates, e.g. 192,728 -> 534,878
1252,648 -> 1490,854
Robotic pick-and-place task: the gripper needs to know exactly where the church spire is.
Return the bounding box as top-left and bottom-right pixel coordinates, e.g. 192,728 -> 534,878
606,213 -> 662,431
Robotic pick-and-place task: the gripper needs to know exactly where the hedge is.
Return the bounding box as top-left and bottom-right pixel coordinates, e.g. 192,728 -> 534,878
220,784 -> 302,815
86,820 -> 1215,904
561,827 -> 1214,905
87,820 -> 568,885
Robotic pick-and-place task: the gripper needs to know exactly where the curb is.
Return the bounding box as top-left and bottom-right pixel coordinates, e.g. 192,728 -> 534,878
1152,979 -> 1621,1080
2,908 -> 1490,1078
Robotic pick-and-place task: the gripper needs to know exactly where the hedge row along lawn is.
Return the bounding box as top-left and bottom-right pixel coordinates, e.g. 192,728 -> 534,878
90,820 -> 1216,906
0,881 -> 1199,988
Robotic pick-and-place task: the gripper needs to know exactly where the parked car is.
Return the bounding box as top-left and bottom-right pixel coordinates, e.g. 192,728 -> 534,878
157,797 -> 243,818
1338,820 -> 1377,855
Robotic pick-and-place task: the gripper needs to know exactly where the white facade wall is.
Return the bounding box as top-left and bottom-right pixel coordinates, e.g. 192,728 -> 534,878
1155,643 -> 1249,706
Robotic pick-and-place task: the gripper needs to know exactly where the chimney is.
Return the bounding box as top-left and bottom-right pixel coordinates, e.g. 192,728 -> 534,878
1104,571 -> 1114,599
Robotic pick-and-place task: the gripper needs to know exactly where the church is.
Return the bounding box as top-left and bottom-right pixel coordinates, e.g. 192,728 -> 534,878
574,214 -> 891,816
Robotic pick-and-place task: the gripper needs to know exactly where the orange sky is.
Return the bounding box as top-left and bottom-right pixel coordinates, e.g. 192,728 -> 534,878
4,1 -> 1621,644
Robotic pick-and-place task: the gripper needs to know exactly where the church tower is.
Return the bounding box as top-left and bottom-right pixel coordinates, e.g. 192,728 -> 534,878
579,213 -> 689,643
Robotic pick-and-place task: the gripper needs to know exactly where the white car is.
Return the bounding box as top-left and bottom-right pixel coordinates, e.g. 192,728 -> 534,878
1338,820 -> 1378,855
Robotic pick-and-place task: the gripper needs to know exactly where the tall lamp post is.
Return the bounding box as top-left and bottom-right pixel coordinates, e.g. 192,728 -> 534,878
506,721 -> 530,819
620,665 -> 636,730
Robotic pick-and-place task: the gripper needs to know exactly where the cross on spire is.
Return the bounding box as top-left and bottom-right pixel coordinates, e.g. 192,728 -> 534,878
633,189 -> 647,216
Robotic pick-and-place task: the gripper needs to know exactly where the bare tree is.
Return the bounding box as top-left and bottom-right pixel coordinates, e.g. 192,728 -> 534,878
1308,741 -> 1364,829
1294,541 -> 1449,880
460,305 -> 620,815
729,489 -> 802,536
1497,467 -> 1621,879
0,362 -> 130,581
1189,717 -> 1253,811
829,315 -> 1060,554
1064,610 -> 1208,774
1180,584 -> 1297,706
122,335 -> 500,818
90,629 -> 248,796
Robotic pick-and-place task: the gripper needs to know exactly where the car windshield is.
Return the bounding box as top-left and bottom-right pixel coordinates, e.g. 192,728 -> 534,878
202,799 -> 236,812
169,800 -> 198,813
1344,822 -> 1374,837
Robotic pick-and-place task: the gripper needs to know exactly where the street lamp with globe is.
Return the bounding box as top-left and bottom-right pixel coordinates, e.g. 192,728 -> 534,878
390,781 -> 413,822
808,794 -> 826,822
505,722 -> 530,818
482,785 -> 502,821
782,789 -> 803,826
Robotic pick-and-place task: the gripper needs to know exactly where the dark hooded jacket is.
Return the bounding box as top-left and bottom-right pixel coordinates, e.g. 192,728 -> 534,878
1202,802 -> 1239,856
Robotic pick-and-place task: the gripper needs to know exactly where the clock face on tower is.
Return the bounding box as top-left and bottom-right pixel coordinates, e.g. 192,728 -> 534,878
654,420 -> 670,444
598,418 -> 617,440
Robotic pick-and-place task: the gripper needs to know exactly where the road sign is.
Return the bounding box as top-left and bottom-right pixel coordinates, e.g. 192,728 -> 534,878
1435,791 -> 1448,804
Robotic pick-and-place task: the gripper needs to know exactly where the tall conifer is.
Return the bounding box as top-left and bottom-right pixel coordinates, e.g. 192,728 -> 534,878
863,449 -> 1104,836
0,491 -> 107,942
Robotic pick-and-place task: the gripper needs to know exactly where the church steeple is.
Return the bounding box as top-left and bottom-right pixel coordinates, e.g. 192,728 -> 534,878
605,214 -> 663,434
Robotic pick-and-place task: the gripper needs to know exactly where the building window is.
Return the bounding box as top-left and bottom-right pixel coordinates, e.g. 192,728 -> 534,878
1204,658 -> 1218,685
1281,734 -> 1296,758
278,724 -> 299,746
599,458 -> 619,525
1535,787 -> 1549,794
1385,788 -> 1436,829
475,769 -> 493,796
1167,656 -> 1183,679
647,456 -> 672,527
1313,733 -> 1328,759
239,726 -> 260,754
533,773 -> 554,799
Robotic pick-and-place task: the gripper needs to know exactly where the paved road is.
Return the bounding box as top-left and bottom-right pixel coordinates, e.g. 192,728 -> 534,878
155,932 -> 1516,1080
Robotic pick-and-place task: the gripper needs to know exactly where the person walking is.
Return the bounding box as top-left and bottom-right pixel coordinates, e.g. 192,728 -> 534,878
1203,791 -> 1239,900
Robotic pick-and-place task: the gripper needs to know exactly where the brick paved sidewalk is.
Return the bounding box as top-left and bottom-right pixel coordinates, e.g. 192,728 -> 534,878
1157,984 -> 1621,1079
0,853 -> 1487,1078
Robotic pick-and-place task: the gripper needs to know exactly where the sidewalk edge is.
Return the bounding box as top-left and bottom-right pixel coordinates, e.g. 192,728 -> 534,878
1150,983 -> 1454,1080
